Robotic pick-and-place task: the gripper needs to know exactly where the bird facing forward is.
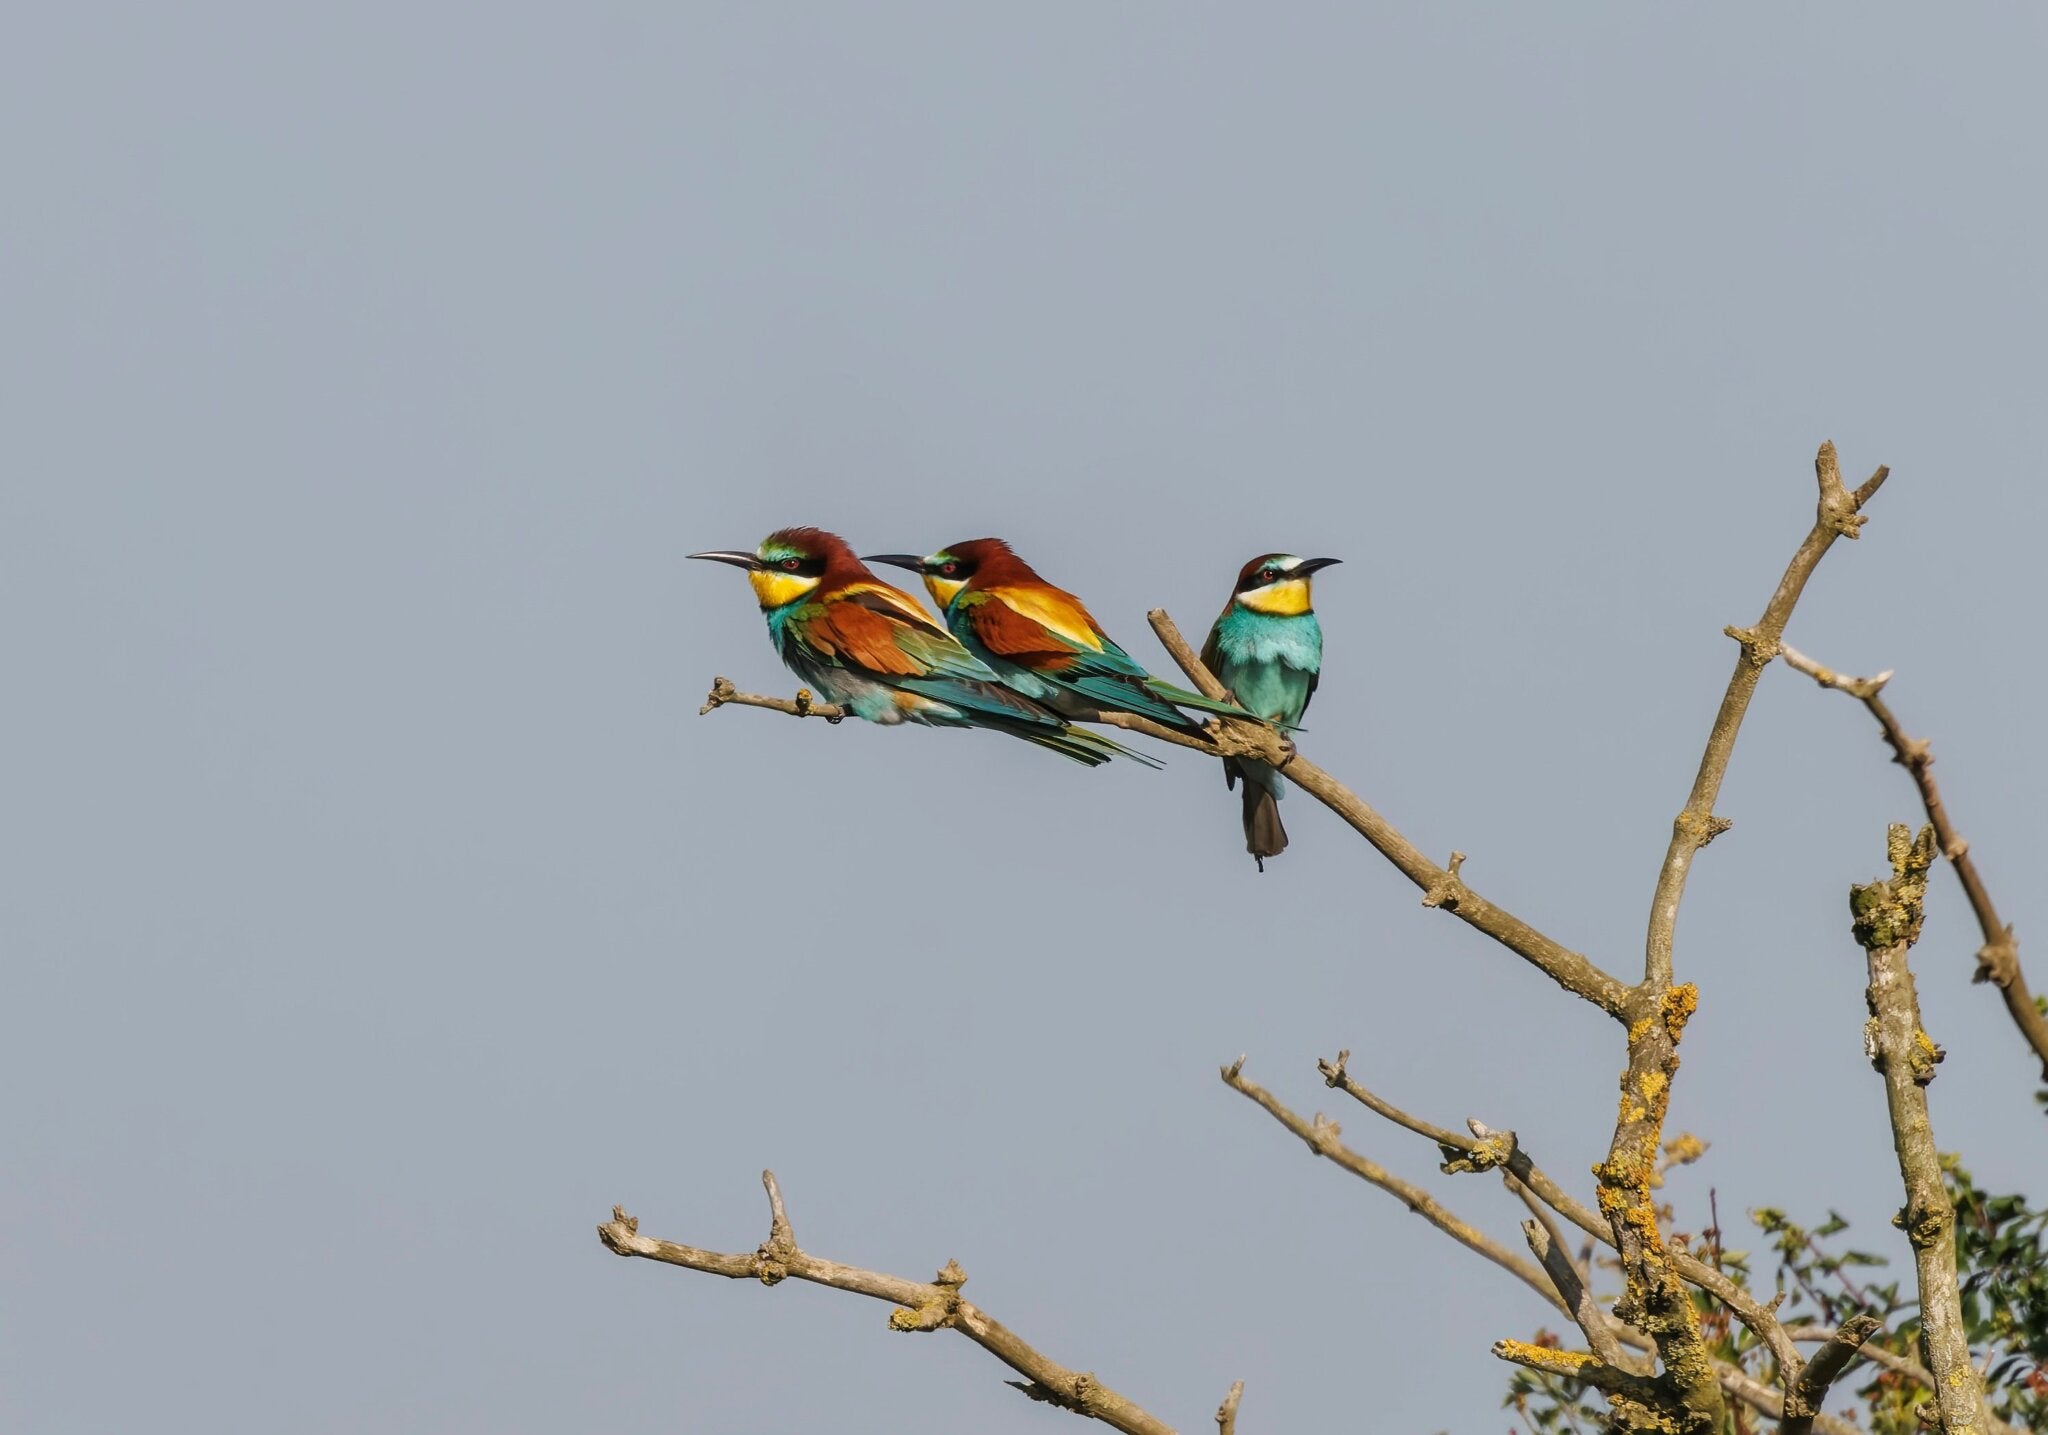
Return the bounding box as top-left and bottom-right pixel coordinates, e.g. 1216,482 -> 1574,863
1201,553 -> 1340,867
689,527 -> 1155,767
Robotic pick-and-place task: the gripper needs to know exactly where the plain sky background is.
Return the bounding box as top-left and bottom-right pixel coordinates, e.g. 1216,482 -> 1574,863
5,7 -> 2045,1433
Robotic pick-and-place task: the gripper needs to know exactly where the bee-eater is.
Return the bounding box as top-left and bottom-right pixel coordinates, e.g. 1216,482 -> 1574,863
1200,553 -> 1341,868
864,538 -> 1256,734
688,527 -> 1155,767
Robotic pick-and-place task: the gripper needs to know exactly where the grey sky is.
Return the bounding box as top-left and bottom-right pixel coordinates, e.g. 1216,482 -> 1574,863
5,6 -> 2045,1433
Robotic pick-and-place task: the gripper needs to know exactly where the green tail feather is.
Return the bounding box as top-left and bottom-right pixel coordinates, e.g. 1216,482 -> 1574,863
1141,678 -> 1289,729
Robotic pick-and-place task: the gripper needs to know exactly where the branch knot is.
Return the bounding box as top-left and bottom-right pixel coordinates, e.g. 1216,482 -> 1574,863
1722,624 -> 1780,668
1974,926 -> 2021,986
1849,824 -> 1937,951
1421,851 -> 1468,911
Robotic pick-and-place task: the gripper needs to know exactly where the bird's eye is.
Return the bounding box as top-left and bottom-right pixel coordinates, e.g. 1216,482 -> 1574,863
781,558 -> 802,571
1262,568 -> 1281,582
939,562 -> 958,576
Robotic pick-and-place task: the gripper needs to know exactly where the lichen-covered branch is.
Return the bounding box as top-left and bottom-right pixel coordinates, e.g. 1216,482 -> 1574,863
1493,1337 -> 1668,1414
1777,641 -> 2048,1081
1147,612 -> 1632,1017
1593,983 -> 1726,1433
1848,824 -> 1985,1434
597,1173 -> 1177,1435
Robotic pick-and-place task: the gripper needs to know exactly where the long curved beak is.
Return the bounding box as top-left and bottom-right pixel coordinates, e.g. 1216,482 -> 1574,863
688,550 -> 761,570
1297,557 -> 1343,576
862,554 -> 926,573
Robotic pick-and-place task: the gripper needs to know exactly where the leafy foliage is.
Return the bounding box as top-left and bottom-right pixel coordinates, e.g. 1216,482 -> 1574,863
1503,1158 -> 2047,1434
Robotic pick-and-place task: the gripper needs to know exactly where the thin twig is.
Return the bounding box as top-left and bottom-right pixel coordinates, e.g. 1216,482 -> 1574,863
1847,825 -> 1986,1433
598,1174 -> 1176,1435
1319,1059 -> 1801,1375
1777,640 -> 2048,1080
1644,444 -> 1888,990
1318,1050 -> 1471,1153
1518,1193 -> 1632,1372
1213,1380 -> 1243,1435
1221,1060 -> 1569,1314
1147,612 -> 1632,1017
699,677 -> 847,721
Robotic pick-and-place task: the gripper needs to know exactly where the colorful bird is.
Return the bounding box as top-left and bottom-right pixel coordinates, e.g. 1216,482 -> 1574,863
1200,553 -> 1341,868
864,538 -> 1257,734
688,527 -> 1156,767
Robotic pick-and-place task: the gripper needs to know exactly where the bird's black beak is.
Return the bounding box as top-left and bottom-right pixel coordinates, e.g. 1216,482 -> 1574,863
687,550 -> 762,570
1297,557 -> 1343,576
863,554 -> 926,573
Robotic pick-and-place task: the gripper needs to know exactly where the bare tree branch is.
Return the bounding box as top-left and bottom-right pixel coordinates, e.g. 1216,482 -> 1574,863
1586,443 -> 1888,1433
699,676 -> 849,720
1781,1315 -> 1883,1435
1221,1060 -> 1570,1314
598,1174 -> 1177,1435
1644,443 -> 1888,991
700,674 -> 1222,757
1777,641 -> 2048,1080
1709,1362 -> 1861,1435
1780,1329 -> 2022,1435
1520,1200 -> 1631,1373
1317,1049 -> 1473,1154
1847,824 -> 1986,1434
1146,612 -> 1633,1017
1231,1058 -> 1904,1435
1320,1055 -> 1802,1376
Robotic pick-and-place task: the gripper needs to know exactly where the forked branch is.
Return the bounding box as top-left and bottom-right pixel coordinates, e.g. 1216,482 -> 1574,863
598,1173 -> 1179,1435
1777,641 -> 2048,1079
1232,1056 -> 1866,1435
1319,1053 -> 1801,1374
1585,443 -> 1887,1433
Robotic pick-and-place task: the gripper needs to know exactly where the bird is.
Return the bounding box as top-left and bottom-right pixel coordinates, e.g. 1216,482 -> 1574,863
688,526 -> 1157,767
1200,553 -> 1341,868
863,538 -> 1258,734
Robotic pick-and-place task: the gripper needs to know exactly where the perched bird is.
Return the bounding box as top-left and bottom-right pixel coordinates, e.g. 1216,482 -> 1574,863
688,527 -> 1155,767
864,538 -> 1256,734
1201,553 -> 1341,868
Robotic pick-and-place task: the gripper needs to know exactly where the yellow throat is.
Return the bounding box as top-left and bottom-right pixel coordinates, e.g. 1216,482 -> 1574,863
1239,577 -> 1312,616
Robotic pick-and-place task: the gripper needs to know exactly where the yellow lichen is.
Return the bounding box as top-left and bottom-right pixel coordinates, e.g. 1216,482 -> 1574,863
1662,983 -> 1698,1041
